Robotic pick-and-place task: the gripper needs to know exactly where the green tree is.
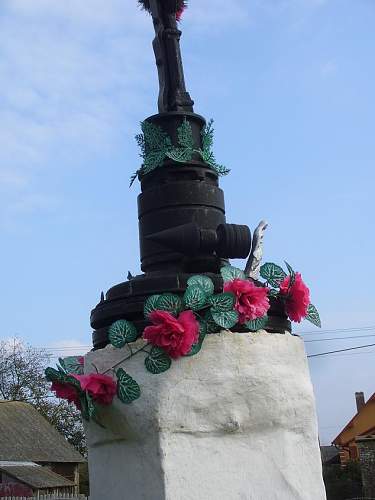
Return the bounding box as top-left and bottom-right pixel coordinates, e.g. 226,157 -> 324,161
0,338 -> 86,456
323,460 -> 363,500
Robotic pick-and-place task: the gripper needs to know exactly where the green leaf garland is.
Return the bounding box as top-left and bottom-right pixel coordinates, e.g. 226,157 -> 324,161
187,275 -> 214,296
204,310 -> 221,334
185,321 -> 207,357
183,285 -> 207,311
220,265 -> 245,282
45,367 -> 66,383
212,310 -> 239,329
58,356 -> 84,375
245,315 -> 268,331
284,261 -> 296,288
108,320 -> 138,349
156,293 -> 182,316
260,262 -> 287,288
144,294 -> 161,318
145,347 -> 172,374
132,118 -> 229,184
305,304 -> 321,328
116,368 -> 141,404
207,292 -> 235,312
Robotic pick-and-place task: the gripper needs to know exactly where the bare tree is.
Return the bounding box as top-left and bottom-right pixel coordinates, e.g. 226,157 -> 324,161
0,338 -> 86,456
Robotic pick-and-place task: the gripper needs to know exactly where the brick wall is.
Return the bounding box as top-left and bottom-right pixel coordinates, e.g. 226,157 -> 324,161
356,435 -> 375,498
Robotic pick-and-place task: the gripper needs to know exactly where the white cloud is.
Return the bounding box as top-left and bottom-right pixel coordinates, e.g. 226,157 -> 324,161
48,339 -> 91,357
0,0 -> 154,220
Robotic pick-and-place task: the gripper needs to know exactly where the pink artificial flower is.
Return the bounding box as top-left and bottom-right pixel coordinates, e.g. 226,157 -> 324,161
176,6 -> 185,21
279,272 -> 310,323
77,356 -> 84,366
224,279 -> 270,324
73,373 -> 117,405
143,310 -> 199,359
51,381 -> 81,409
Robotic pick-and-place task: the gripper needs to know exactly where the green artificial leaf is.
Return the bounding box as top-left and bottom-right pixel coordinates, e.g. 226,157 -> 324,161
108,319 -> 138,349
86,394 -> 97,419
177,119 -> 194,150
58,356 -> 84,375
142,121 -> 170,152
156,293 -> 182,316
129,169 -> 140,187
185,320 -> 207,356
145,346 -> 172,374
45,367 -> 66,383
204,310 -> 221,334
187,275 -> 214,296
116,368 -> 141,404
268,288 -> 279,297
144,294 -> 161,318
201,119 -> 214,156
142,150 -> 167,174
212,163 -> 230,176
183,285 -> 207,311
305,303 -> 321,328
166,147 -> 193,163
80,394 -> 90,421
212,310 -> 239,329
198,119 -> 230,176
207,292 -> 235,312
260,262 -> 287,288
135,132 -> 146,158
65,374 -> 83,390
245,315 -> 268,331
284,261 -> 296,288
284,261 -> 295,277
220,265 -> 245,282
197,148 -> 213,164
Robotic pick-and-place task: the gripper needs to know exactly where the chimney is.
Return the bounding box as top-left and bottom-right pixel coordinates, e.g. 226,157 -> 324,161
355,391 -> 365,412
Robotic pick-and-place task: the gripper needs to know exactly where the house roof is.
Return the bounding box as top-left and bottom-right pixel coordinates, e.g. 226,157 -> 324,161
0,401 -> 85,463
0,464 -> 74,489
332,392 -> 375,445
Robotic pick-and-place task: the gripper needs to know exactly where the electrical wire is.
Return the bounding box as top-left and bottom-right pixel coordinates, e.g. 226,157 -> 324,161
297,325 -> 375,336
307,342 -> 375,358
304,334 -> 375,343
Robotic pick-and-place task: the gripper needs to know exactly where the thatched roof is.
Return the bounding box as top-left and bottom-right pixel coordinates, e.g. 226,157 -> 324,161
0,401 -> 85,463
0,464 -> 74,489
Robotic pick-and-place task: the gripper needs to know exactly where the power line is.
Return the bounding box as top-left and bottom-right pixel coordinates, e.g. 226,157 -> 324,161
297,325 -> 375,336
304,334 -> 375,343
307,342 -> 375,358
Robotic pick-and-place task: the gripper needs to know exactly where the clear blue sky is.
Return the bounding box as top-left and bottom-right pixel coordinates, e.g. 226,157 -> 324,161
0,0 -> 374,445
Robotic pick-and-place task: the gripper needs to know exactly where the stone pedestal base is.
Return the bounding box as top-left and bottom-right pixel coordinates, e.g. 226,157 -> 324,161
85,331 -> 326,500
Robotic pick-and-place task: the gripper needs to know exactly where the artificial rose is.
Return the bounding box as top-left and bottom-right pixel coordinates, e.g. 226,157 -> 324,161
143,310 -> 199,359
51,381 -> 81,409
279,272 -> 310,323
176,6 -> 185,21
73,373 -> 117,405
224,278 -> 270,324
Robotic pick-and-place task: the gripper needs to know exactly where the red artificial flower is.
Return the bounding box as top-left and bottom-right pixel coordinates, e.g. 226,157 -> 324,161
73,373 -> 117,405
224,278 -> 270,324
143,310 -> 199,358
51,381 -> 81,409
279,272 -> 310,323
176,6 -> 185,21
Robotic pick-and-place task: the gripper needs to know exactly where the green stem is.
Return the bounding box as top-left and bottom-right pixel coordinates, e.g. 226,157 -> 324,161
102,343 -> 150,375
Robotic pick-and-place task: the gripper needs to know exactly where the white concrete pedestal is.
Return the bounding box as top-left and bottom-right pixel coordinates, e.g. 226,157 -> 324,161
85,331 -> 326,500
